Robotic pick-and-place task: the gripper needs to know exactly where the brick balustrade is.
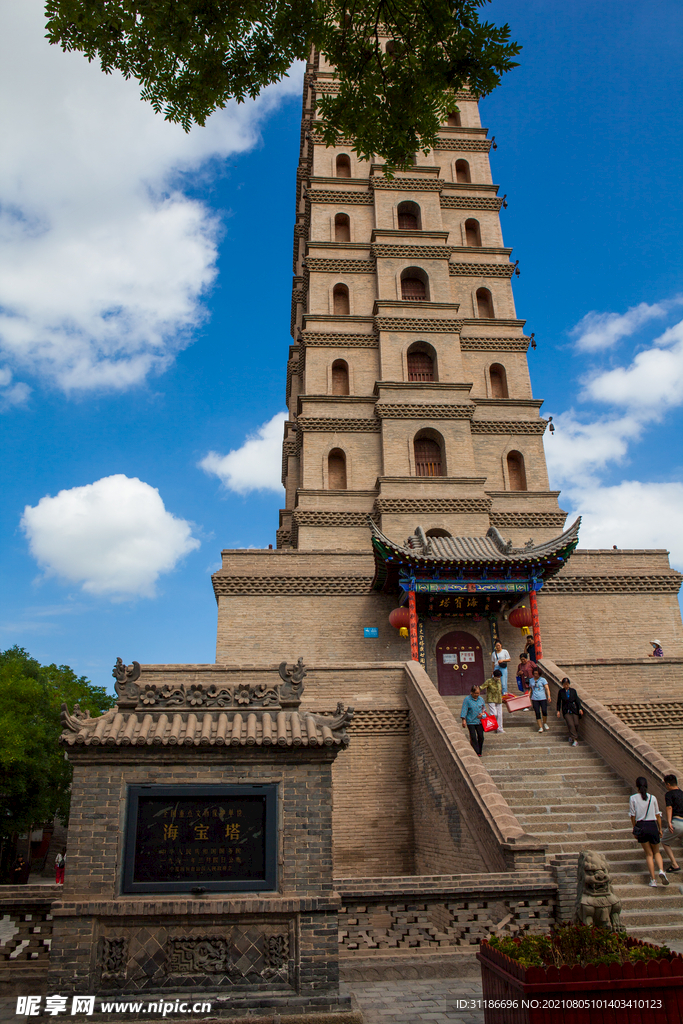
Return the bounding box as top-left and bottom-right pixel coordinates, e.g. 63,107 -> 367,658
539,658 -> 678,807
404,661 -> 546,872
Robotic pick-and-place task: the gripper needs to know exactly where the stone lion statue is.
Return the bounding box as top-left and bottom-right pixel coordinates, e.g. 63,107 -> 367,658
575,850 -> 624,931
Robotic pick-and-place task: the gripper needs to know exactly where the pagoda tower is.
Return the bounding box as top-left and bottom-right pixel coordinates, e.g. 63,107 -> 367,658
212,48 -> 683,676
279,50 -> 564,555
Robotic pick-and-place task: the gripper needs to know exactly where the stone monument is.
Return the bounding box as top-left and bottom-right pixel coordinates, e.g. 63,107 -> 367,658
49,659 -> 358,1019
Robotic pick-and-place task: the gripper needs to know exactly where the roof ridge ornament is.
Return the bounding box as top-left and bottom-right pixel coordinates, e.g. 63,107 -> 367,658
278,657 -> 307,706
113,656 -> 142,708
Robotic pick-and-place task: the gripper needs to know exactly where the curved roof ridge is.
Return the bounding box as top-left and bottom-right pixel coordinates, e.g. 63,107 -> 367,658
371,517 -> 581,564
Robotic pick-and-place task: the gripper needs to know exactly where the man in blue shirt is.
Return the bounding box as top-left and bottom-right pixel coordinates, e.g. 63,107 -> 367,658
460,685 -> 487,757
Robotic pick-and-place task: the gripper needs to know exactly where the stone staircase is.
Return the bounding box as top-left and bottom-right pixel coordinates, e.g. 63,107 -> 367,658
443,697 -> 683,944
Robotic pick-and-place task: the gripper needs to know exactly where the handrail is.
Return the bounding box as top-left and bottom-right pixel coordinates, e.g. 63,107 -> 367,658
404,660 -> 545,872
539,658 -> 678,805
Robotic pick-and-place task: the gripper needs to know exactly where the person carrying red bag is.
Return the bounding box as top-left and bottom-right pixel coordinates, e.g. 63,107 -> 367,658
480,669 -> 504,733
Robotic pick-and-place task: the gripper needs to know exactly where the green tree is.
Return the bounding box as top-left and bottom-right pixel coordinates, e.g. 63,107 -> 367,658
44,0 -> 520,168
0,646 -> 115,839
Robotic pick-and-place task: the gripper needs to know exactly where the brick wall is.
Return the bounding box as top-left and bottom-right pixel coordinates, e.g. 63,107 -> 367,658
62,749 -> 336,900
554,659 -> 683,704
336,872 -> 556,954
410,717 -> 480,873
332,731 -> 413,877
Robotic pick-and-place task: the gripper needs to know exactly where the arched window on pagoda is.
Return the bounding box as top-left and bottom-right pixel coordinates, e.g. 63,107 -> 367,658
401,268 -> 428,301
465,218 -> 482,247
397,201 -> 421,230
447,111 -> 461,127
476,287 -> 494,318
336,154 -> 351,177
331,359 -> 349,395
507,451 -> 527,491
455,159 -> 471,183
489,363 -> 508,398
407,344 -> 435,382
414,433 -> 443,477
328,448 -> 347,489
334,213 -> 351,242
333,284 -> 350,315
426,528 -> 452,538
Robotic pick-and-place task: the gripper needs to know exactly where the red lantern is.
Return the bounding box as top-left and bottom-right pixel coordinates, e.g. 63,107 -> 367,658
508,605 -> 533,629
389,607 -> 410,631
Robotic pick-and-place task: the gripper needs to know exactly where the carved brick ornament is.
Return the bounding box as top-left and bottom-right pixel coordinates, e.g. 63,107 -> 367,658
375,403 -> 473,420
371,176 -> 445,191
490,512 -> 568,529
164,929 -> 290,983
212,575 -> 373,596
297,417 -> 381,433
460,337 -> 530,351
167,938 -> 230,974
374,497 -> 492,514
470,420 -> 547,434
543,574 -> 683,594
293,511 -> 377,527
433,138 -> 493,152
100,937 -> 127,985
304,258 -> 375,273
137,681 -> 282,709
440,196 -> 504,211
449,262 -> 515,277
306,189 -> 373,205
301,332 -> 378,348
372,244 -> 452,259
375,317 -> 464,333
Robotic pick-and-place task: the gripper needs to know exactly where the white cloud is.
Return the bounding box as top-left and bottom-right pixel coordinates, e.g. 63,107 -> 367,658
21,475 -> 200,598
0,0 -> 303,394
200,412 -> 287,494
560,481 -> 683,569
585,319 -> 683,410
0,366 -> 31,407
543,410 -> 644,485
570,300 -> 679,352
545,309 -> 683,486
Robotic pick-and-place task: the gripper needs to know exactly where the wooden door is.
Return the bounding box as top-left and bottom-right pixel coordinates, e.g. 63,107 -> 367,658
436,631 -> 485,696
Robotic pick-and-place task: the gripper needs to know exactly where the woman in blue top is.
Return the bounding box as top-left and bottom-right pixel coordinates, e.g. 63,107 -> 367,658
529,666 -> 551,733
460,685 -> 487,757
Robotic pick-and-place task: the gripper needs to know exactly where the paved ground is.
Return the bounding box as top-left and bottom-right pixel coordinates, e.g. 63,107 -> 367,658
342,974 -> 484,1024
1,975 -> 485,1024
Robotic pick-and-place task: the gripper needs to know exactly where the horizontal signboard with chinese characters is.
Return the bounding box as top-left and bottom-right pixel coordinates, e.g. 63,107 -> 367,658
409,580 -> 531,594
123,784 -> 277,894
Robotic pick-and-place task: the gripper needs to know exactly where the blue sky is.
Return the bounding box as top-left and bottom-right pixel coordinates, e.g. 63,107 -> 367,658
1,0 -> 682,690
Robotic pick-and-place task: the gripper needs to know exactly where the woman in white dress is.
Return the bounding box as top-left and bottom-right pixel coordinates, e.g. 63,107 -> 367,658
491,641 -> 510,695
629,777 -> 669,887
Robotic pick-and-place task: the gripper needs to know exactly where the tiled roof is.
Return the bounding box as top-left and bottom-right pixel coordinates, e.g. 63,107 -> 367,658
60,707 -> 351,749
373,517 -> 581,564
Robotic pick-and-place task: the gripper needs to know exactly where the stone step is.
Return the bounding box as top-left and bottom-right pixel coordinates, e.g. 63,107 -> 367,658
503,797 -> 628,810
619,907 -> 683,926
616,891 -> 683,910
542,838 -> 640,854
516,810 -> 627,823
441,698 -> 678,939
488,765 -> 623,776
628,926 -> 683,943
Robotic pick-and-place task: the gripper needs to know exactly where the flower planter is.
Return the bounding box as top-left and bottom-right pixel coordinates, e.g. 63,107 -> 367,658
478,938 -> 683,1023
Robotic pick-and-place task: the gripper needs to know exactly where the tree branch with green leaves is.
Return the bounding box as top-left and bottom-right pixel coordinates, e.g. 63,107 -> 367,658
44,0 -> 520,168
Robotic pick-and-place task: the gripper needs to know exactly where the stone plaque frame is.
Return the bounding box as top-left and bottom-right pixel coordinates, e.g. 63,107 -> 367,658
122,784 -> 278,894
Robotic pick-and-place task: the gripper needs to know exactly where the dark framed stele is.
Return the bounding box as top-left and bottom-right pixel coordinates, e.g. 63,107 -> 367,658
122,784 -> 278,894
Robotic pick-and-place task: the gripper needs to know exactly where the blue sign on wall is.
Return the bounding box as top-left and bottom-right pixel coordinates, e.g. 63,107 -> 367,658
363,627 -> 379,638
